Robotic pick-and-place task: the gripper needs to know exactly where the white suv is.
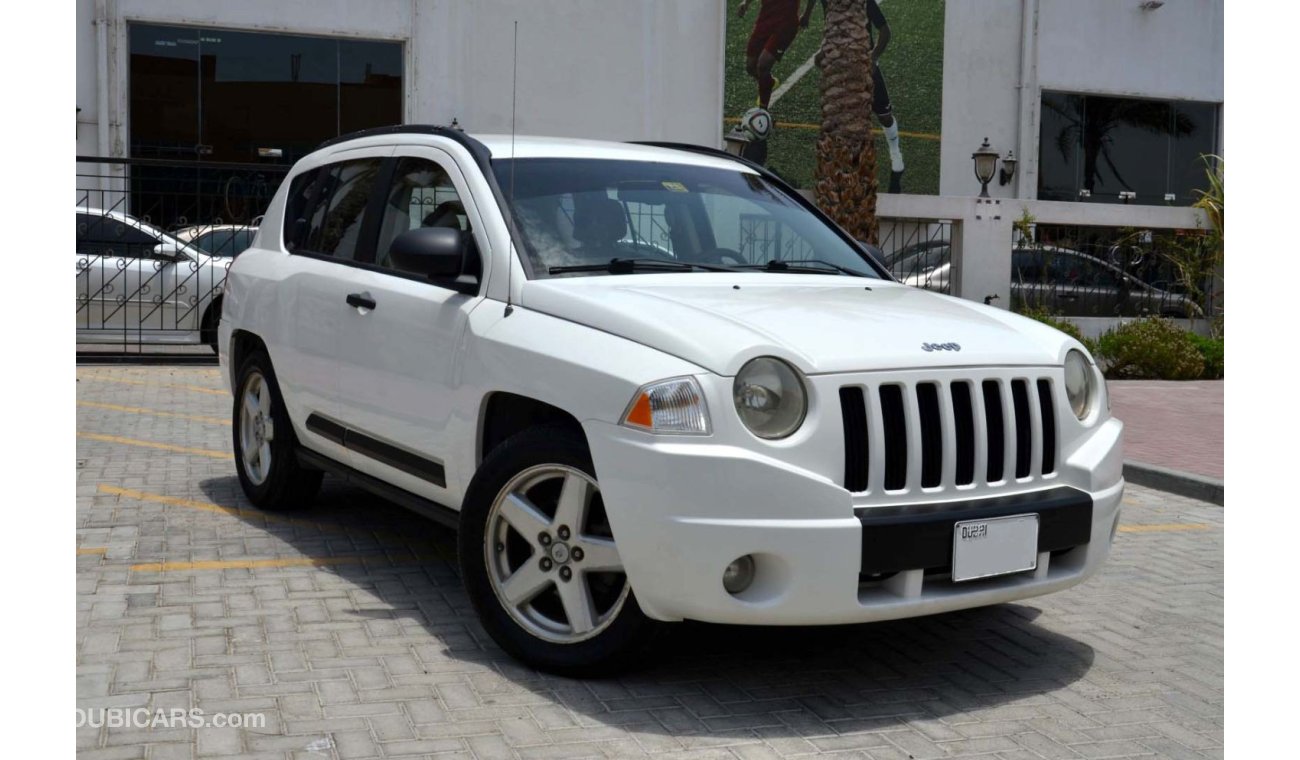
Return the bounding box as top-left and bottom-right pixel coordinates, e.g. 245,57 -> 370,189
219,126 -> 1124,675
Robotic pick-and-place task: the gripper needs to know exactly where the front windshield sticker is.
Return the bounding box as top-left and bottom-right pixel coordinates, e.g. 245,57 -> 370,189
661,181 -> 689,193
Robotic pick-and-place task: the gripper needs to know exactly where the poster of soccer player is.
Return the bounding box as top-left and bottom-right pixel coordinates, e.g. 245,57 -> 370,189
724,0 -> 944,196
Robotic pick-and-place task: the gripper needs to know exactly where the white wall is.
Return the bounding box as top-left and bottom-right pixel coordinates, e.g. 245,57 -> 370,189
75,0 -> 725,158
939,0 -> 1223,200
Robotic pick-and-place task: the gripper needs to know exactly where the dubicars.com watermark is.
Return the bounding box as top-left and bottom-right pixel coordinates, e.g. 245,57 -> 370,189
77,707 -> 266,729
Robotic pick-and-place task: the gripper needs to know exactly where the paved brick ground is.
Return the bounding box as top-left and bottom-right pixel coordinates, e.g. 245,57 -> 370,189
1108,382 -> 1223,480
77,365 -> 1223,759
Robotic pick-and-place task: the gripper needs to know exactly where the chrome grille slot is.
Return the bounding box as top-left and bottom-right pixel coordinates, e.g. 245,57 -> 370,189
879,385 -> 908,491
839,387 -> 869,492
951,381 -> 976,486
982,380 -> 1005,483
1011,379 -> 1033,479
1038,379 -> 1057,475
916,383 -> 943,488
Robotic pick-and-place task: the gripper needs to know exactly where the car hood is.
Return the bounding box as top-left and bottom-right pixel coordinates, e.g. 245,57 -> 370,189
520,274 -> 1071,376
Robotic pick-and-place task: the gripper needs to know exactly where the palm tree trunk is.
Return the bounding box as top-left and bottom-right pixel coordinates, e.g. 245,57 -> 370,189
814,0 -> 879,245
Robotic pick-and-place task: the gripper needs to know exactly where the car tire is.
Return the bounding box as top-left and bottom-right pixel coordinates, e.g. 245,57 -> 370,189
201,298 -> 223,354
459,426 -> 661,676
232,349 -> 322,510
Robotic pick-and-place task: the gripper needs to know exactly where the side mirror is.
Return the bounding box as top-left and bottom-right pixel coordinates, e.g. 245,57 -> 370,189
388,227 -> 478,293
152,242 -> 187,262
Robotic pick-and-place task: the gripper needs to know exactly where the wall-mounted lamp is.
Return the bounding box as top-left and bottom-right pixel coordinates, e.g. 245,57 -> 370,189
971,137 -> 1000,198
999,150 -> 1017,186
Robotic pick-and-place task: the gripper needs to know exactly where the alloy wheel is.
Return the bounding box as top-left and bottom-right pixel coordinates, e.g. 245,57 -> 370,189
484,464 -> 629,644
239,371 -> 275,485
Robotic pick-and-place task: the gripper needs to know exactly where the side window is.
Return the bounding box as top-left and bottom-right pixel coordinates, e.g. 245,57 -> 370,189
307,159 -> 384,259
1012,249 -> 1051,282
373,157 -> 469,270
76,213 -> 159,259
282,168 -> 321,252
194,229 -> 233,256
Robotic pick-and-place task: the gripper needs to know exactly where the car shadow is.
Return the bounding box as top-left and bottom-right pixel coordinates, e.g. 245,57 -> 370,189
197,475 -> 1095,737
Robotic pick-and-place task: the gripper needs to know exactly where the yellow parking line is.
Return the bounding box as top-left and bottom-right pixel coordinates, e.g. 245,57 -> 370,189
77,400 -> 230,426
80,376 -> 227,396
130,553 -> 440,573
133,557 -> 359,572
96,484 -> 454,557
77,432 -> 232,460
77,547 -> 107,556
1118,523 -> 1210,533
99,484 -> 294,523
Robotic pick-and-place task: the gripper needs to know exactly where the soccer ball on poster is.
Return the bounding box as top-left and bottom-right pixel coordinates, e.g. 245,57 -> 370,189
738,107 -> 773,142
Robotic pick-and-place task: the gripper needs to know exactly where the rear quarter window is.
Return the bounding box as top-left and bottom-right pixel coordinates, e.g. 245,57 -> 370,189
282,168 -> 321,252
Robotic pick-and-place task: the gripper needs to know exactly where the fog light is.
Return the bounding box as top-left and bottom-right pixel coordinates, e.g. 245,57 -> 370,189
722,555 -> 756,594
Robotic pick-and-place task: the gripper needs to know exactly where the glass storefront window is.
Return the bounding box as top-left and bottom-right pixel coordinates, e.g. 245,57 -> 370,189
1037,91 -> 1219,206
129,24 -> 403,165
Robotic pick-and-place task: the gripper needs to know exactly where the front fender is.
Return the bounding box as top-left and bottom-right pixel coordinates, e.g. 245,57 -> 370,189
444,302 -> 708,501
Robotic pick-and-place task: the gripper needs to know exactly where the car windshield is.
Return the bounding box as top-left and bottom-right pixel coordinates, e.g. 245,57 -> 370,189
491,158 -> 883,279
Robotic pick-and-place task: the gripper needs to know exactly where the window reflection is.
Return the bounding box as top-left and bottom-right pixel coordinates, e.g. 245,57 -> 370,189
129,24 -> 402,165
1038,91 -> 1218,206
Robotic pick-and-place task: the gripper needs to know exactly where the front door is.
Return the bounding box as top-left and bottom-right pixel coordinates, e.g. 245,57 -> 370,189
333,149 -> 488,503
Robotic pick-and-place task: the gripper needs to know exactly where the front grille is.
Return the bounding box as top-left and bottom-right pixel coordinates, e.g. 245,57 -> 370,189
841,374 -> 1059,494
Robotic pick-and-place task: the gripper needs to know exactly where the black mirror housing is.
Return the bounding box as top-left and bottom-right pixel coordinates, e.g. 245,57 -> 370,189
389,227 -> 469,279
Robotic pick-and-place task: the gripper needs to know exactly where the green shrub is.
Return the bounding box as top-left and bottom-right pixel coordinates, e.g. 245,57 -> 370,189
1017,307 -> 1093,351
1188,333 -> 1224,379
1094,318 -> 1205,380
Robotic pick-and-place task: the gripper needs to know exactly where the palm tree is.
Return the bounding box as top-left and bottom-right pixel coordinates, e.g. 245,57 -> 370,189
813,0 -> 878,244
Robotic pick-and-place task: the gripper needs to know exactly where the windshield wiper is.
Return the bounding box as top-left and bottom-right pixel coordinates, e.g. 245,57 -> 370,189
549,258 -> 736,275
735,259 -> 872,278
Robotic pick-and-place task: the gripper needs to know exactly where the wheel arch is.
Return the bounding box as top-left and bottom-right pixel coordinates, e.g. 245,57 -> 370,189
477,391 -> 586,465
228,329 -> 268,393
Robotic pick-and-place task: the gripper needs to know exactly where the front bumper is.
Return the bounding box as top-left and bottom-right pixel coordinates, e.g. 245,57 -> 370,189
585,417 -> 1123,625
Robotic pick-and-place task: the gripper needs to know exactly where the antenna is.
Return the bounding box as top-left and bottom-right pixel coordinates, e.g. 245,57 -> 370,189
504,20 -> 518,317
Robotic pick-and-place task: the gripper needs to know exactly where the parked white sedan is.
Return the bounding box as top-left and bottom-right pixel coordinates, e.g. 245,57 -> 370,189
219,128 -> 1124,675
76,208 -> 230,350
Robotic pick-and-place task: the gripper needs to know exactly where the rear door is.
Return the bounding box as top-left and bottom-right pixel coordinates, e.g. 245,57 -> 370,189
274,149 -> 391,462
332,148 -> 487,503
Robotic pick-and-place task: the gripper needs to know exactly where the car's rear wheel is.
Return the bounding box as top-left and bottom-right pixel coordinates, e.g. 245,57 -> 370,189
232,349 -> 322,510
459,427 -> 659,676
201,297 -> 222,354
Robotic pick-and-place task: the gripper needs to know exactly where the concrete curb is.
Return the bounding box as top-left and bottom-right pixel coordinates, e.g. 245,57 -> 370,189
1124,461 -> 1223,506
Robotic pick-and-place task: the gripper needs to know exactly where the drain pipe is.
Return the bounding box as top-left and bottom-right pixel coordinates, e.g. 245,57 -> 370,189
1014,0 -> 1039,200
94,0 -> 110,157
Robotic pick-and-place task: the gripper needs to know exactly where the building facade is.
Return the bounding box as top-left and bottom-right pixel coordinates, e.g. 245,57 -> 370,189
76,0 -> 726,165
939,0 -> 1223,205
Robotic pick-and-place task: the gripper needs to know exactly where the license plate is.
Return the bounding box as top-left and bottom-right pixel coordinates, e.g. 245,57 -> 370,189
952,514 -> 1039,582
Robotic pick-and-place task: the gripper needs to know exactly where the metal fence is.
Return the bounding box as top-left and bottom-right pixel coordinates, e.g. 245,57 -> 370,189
878,218 -> 954,294
1010,223 -> 1217,320
75,156 -> 289,354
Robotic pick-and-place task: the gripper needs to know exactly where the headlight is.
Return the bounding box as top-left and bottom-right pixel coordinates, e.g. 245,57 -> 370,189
1063,349 -> 1094,420
620,377 -> 710,435
733,357 -> 807,439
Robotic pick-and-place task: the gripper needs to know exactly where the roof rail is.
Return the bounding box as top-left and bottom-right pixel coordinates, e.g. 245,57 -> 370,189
315,124 -> 499,174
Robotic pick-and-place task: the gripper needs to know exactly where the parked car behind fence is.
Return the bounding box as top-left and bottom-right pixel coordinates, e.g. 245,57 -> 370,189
76,156 -> 287,352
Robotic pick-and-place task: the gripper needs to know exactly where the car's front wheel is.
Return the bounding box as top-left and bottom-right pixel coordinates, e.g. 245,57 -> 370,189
459,427 -> 659,676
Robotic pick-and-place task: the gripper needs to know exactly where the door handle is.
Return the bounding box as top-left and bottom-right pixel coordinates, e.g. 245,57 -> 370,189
346,292 -> 376,310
